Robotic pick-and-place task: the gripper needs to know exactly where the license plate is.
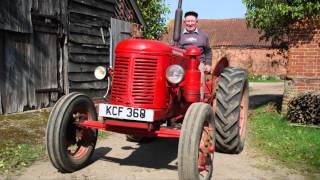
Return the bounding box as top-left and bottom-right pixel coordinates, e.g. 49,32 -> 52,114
98,104 -> 154,122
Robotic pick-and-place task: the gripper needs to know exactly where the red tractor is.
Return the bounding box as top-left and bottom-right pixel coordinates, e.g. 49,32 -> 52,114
46,1 -> 248,179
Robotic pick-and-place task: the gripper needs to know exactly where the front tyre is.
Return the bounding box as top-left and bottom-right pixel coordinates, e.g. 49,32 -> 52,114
178,103 -> 215,180
46,92 -> 98,173
215,67 -> 249,154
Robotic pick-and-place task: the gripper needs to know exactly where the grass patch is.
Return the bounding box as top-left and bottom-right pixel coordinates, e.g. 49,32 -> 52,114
0,109 -> 50,174
0,109 -> 112,175
249,105 -> 320,176
99,130 -> 113,139
0,141 -> 45,174
249,74 -> 283,83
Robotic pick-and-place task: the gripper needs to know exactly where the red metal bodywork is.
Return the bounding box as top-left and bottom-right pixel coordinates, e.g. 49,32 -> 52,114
79,39 -> 215,138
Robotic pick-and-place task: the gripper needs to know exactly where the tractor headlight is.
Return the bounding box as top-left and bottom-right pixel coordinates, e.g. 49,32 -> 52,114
166,65 -> 184,84
94,66 -> 107,80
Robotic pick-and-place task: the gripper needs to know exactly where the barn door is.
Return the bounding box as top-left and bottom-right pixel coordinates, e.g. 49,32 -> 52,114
110,18 -> 132,67
0,0 -> 65,114
31,0 -> 65,109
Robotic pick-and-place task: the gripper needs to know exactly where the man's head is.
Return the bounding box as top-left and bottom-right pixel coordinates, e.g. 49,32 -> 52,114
184,11 -> 198,32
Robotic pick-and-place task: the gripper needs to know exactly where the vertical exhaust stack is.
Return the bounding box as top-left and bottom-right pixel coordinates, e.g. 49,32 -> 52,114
173,0 -> 183,46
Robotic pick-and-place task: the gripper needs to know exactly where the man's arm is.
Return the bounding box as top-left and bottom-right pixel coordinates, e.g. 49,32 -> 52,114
204,37 -> 212,66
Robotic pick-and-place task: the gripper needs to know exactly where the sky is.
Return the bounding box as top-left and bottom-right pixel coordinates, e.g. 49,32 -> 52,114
164,0 -> 247,20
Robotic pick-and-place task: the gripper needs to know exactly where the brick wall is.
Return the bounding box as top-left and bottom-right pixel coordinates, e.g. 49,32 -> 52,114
212,47 -> 287,76
282,21 -> 320,113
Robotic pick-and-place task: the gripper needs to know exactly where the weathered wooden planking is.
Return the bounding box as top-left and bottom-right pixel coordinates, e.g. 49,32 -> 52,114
70,54 -> 109,64
0,3 -> 63,113
33,32 -> 58,90
69,43 -> 109,55
70,89 -> 107,98
100,0 -> 116,4
2,33 -> 31,113
31,0 -> 61,16
69,81 -> 108,90
0,31 -> 3,114
69,1 -> 114,20
0,93 -> 2,115
59,0 -> 68,28
70,0 -> 115,13
0,0 -> 32,33
69,33 -> 109,45
69,12 -> 110,28
69,72 -> 98,82
31,13 -> 60,34
69,24 -> 110,37
32,0 -> 63,110
69,61 -> 103,73
36,93 -> 50,109
25,32 -> 37,112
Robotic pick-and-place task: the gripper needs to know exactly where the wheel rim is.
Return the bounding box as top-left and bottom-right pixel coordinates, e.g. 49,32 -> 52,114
239,87 -> 248,137
198,121 -> 215,179
65,108 -> 95,160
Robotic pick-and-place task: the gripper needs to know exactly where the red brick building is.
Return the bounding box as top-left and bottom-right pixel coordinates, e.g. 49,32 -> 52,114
163,19 -> 287,76
282,21 -> 320,113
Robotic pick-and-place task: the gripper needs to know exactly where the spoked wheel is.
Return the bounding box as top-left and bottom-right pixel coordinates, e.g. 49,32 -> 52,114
46,92 -> 98,173
214,67 -> 249,154
178,103 -> 215,180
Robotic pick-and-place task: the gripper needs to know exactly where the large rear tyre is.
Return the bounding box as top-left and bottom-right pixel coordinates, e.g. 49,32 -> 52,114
178,103 -> 215,180
46,92 -> 98,173
214,67 -> 249,154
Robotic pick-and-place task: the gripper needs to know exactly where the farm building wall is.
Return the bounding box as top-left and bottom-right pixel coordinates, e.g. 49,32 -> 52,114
0,0 -> 143,114
282,21 -> 320,113
212,47 -> 287,76
0,0 -> 66,114
163,19 -> 287,76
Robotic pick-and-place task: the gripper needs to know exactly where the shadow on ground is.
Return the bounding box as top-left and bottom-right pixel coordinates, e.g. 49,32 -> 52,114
90,147 -> 112,164
89,93 -> 283,171
100,138 -> 178,170
249,94 -> 283,111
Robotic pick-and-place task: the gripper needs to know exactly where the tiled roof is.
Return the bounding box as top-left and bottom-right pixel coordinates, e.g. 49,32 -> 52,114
163,18 -> 272,47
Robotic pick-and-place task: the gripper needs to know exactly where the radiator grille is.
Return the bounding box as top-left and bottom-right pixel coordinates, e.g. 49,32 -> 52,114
132,58 -> 157,104
110,56 -> 130,103
110,56 -> 158,105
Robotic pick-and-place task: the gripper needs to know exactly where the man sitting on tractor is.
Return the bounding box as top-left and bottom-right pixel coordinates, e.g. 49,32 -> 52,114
179,11 -> 212,73
179,11 -> 212,99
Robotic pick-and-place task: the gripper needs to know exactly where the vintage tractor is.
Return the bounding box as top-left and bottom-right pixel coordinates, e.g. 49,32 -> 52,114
46,1 -> 248,179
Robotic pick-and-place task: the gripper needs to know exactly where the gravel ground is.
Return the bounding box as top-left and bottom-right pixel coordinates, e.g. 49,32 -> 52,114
5,82 -> 308,180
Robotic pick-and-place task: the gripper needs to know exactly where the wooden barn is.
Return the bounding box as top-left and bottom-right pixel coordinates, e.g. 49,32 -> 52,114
0,0 -> 145,114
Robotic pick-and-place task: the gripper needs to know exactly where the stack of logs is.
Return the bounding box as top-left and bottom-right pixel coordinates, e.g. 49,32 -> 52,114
287,92 -> 320,125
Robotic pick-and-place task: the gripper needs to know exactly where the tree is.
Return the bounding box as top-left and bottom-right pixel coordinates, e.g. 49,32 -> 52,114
137,0 -> 170,40
243,0 -> 320,47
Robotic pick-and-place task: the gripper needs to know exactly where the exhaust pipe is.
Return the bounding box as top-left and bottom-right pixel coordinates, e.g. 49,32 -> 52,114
173,0 -> 183,46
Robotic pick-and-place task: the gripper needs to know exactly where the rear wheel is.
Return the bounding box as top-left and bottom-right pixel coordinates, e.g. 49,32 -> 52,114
178,103 -> 215,180
214,67 -> 248,154
46,92 -> 98,173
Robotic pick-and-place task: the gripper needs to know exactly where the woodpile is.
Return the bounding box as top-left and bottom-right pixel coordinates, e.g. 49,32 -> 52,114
287,92 -> 320,125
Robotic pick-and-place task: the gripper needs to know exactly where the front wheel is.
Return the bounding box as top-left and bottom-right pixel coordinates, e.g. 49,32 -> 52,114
178,103 -> 215,180
46,92 -> 98,173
